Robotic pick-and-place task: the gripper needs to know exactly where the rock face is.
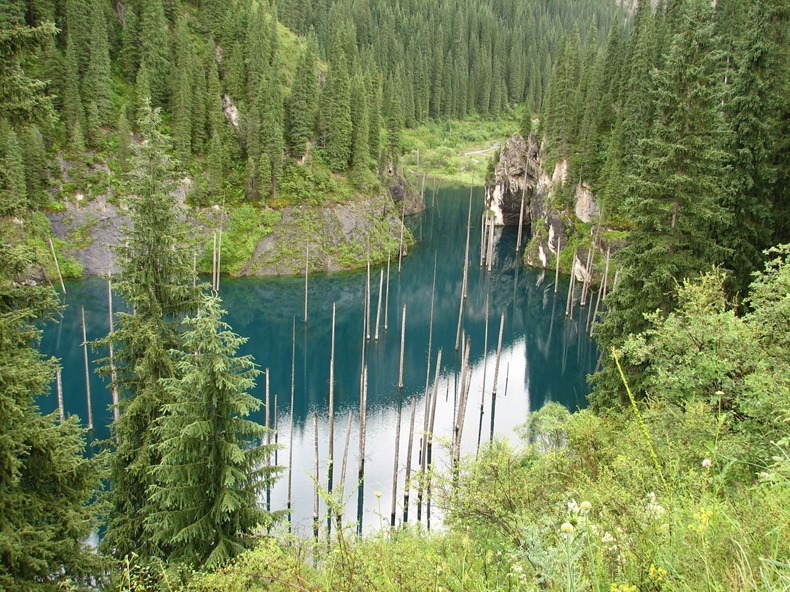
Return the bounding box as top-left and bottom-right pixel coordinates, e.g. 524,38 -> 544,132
574,183 -> 601,223
244,191 -> 407,275
486,133 -> 614,284
48,195 -> 127,276
484,133 -> 541,226
48,184 -> 412,277
387,170 -> 425,216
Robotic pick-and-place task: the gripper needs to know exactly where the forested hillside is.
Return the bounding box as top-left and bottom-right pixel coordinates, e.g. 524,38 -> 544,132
1,0 -> 788,591
2,0 -> 617,217
533,0 -> 789,404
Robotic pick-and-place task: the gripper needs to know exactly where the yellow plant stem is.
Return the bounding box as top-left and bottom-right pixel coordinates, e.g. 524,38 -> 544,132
611,346 -> 667,489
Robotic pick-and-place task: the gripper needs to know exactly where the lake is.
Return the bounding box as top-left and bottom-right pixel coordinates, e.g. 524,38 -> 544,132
40,184 -> 597,535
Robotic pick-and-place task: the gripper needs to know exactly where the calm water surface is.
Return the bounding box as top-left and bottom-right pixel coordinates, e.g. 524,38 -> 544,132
40,185 -> 597,534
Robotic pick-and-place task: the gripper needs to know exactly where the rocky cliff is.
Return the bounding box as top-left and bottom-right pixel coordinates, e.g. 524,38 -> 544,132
48,175 -> 421,277
485,132 -> 617,284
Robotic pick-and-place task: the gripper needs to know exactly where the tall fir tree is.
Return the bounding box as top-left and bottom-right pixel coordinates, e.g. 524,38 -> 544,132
84,0 -> 113,135
119,5 -> 140,82
385,70 -> 403,165
718,0 -> 788,296
594,0 -> 731,406
350,71 -> 370,171
285,38 -> 317,160
322,57 -> 352,173
147,295 -> 280,569
172,14 -> 194,164
139,0 -> 172,106
0,8 -> 103,588
21,124 -> 47,208
0,246 -> 104,590
99,101 -> 201,561
0,125 -> 27,215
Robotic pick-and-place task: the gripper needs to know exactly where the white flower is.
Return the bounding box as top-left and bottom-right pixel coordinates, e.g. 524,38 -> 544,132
645,492 -> 666,518
560,522 -> 574,534
702,458 -> 712,469
580,501 -> 592,514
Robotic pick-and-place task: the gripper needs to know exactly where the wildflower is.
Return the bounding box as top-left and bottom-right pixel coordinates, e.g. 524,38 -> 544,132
702,458 -> 712,469
688,508 -> 713,534
649,564 -> 668,583
560,522 -> 574,534
567,500 -> 579,514
374,490 -> 382,498
580,500 -> 592,514
645,492 -> 666,518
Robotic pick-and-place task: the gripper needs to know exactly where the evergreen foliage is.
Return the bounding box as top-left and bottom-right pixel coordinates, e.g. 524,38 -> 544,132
98,101 -> 201,561
0,10 -> 102,588
321,58 -> 353,173
285,38 -> 318,161
147,295 -> 280,569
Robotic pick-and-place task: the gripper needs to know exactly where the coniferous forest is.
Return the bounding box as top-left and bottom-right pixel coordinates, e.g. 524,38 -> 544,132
1,0 -> 789,590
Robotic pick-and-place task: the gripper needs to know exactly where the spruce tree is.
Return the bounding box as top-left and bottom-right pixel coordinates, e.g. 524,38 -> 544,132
147,295 -> 280,569
84,0 -> 113,133
140,0 -> 172,106
285,39 -> 318,160
119,5 -> 140,83
367,72 -> 382,165
0,245 -> 103,589
21,124 -> 48,208
116,108 -> 131,174
206,131 -> 226,198
322,58 -> 353,173
0,2 -> 55,122
99,101 -> 201,561
63,34 -> 84,136
350,71 -> 370,172
172,14 -> 194,164
0,9 -> 102,588
719,0 -> 786,296
385,71 -> 403,165
0,125 -> 27,215
594,0 -> 730,405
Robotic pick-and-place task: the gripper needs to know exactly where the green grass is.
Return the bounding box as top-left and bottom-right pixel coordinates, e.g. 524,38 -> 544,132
401,114 -> 519,186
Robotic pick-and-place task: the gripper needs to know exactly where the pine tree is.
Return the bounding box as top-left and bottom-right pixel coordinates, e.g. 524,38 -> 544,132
84,0 -> 113,133
257,72 -> 284,200
367,72 -> 382,165
206,131 -> 226,198
0,125 -> 27,215
190,44 -> 209,156
140,0 -> 172,106
172,14 -> 194,163
0,252 -> 103,589
350,71 -> 370,171
285,38 -> 317,160
385,71 -> 403,165
594,0 -> 731,404
0,2 -> 55,123
718,0 -> 786,296
63,36 -> 84,136
147,295 -> 280,569
246,1 -> 269,94
21,124 -> 48,208
618,4 -> 658,168
322,58 -> 352,173
99,101 -> 201,561
0,9 -> 102,588
117,108 -> 131,174
119,5 -> 140,82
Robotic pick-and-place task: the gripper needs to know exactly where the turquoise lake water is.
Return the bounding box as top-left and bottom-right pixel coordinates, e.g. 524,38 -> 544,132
40,185 -> 597,534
